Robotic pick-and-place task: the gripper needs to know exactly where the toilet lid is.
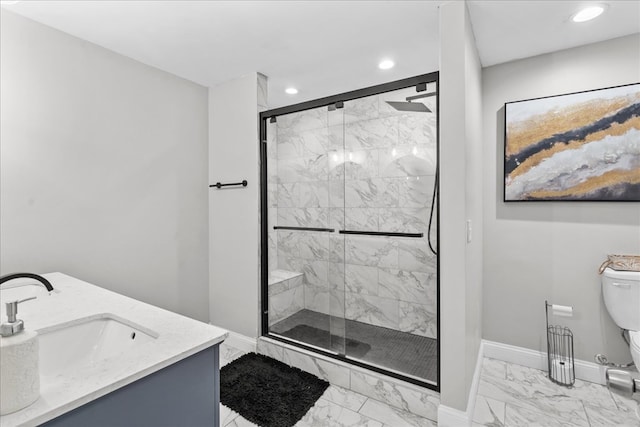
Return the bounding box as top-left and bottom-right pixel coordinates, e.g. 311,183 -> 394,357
630,330 -> 640,353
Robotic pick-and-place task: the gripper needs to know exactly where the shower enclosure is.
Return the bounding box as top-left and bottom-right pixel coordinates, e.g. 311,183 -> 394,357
260,73 -> 439,389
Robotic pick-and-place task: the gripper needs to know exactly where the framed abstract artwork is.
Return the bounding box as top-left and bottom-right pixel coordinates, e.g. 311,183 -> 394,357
504,83 -> 640,201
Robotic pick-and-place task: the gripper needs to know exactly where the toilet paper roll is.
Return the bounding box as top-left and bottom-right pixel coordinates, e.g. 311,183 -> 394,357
551,304 -> 573,317
552,358 -> 574,373
550,358 -> 574,383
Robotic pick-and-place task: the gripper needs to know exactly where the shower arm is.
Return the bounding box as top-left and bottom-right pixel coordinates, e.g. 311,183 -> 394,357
405,91 -> 437,102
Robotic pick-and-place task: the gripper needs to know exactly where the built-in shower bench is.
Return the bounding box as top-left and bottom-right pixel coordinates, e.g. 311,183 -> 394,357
268,269 -> 304,326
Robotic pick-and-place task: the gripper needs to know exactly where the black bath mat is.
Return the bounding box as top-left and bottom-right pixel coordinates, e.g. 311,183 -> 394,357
220,352 -> 329,427
282,324 -> 371,358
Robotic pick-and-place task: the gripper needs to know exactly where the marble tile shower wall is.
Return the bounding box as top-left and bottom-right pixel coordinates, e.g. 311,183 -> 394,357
270,91 -> 438,339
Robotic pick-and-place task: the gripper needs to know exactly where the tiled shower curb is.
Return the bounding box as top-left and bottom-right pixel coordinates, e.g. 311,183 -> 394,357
257,337 -> 439,422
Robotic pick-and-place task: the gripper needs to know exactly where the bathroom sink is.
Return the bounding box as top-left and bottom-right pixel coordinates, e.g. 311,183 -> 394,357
39,315 -> 158,377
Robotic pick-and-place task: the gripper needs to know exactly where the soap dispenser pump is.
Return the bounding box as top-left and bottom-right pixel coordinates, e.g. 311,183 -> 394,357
0,297 -> 40,415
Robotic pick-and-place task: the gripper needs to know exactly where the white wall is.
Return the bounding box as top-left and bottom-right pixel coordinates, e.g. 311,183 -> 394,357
463,0 -> 484,402
0,11 -> 210,321
209,73 -> 265,338
439,0 -> 483,412
482,34 -> 640,363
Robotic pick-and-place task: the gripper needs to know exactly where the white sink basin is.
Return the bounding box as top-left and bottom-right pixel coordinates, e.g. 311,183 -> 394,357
39,315 -> 158,377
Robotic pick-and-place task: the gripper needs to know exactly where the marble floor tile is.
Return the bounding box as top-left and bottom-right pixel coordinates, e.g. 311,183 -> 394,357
220,404 -> 240,426
296,398 -> 383,427
610,392 -> 640,420
477,374 -> 515,401
481,357 -> 507,380
479,375 -> 590,425
478,371 -> 590,425
583,401 -> 640,427
504,362 -> 544,384
358,398 -> 437,427
220,343 -> 247,367
226,415 -> 260,427
504,362 -> 621,411
507,363 -> 591,398
504,402 -> 588,427
558,379 -> 619,411
221,343 -> 432,426
473,395 -> 506,426
320,385 -> 369,413
505,363 -> 567,392
220,346 -> 639,427
475,357 -> 640,427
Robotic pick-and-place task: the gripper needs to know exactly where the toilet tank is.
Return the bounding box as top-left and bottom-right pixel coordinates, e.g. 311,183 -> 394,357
602,268 -> 640,331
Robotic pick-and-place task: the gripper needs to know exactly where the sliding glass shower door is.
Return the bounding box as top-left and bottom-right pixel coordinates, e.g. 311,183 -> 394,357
339,86 -> 438,383
263,75 -> 439,388
265,103 -> 347,356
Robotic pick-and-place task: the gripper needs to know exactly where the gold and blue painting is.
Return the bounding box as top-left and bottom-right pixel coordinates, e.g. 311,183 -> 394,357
504,83 -> 640,201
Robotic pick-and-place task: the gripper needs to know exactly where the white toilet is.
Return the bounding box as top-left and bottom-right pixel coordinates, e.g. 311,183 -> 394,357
602,267 -> 640,369
601,267 -> 640,414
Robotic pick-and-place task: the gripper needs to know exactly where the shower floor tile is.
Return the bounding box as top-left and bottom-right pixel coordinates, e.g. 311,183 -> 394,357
270,309 -> 438,383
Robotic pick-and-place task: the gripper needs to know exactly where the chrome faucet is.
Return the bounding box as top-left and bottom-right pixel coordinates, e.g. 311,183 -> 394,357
0,272 -> 54,292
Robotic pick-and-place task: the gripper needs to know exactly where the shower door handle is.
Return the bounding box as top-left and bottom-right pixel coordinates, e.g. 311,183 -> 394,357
338,230 -> 424,238
273,226 -> 335,232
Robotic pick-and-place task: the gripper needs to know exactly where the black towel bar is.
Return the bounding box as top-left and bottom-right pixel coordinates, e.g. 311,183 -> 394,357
210,180 -> 248,189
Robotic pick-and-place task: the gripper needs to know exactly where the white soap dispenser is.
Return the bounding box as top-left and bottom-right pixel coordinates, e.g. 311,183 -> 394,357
0,296 -> 40,415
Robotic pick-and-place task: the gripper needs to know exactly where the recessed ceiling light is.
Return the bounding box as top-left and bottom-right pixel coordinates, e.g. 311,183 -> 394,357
378,60 -> 395,70
285,87 -> 298,95
571,5 -> 606,22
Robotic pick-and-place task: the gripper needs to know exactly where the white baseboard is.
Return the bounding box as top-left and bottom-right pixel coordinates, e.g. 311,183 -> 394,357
437,404 -> 470,427
482,339 -> 607,385
437,341 -> 485,427
223,331 -> 257,353
465,340 -> 485,420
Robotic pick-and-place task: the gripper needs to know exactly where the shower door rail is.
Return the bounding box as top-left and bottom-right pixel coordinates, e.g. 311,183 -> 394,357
273,226 -> 335,232
338,230 -> 424,238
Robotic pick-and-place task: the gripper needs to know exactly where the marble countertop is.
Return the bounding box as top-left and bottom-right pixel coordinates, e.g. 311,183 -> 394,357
0,273 -> 228,427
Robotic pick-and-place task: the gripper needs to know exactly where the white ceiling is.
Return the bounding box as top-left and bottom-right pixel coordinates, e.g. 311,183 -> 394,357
468,0 -> 640,67
2,1 -> 638,108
